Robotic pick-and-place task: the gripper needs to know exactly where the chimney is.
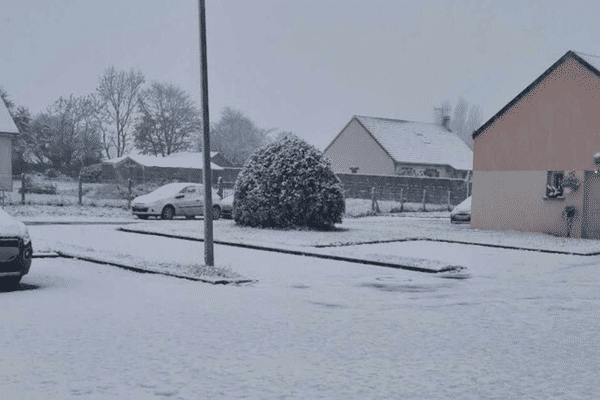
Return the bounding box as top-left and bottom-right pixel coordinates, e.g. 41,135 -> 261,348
442,116 -> 451,131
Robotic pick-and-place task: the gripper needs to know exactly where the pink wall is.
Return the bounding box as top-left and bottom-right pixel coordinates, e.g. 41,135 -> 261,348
471,170 -> 584,237
474,57 -> 600,172
472,55 -> 599,237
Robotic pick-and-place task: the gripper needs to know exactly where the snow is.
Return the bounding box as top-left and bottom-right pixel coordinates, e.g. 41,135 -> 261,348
3,230 -> 600,398
125,216 -> 600,255
105,154 -> 224,170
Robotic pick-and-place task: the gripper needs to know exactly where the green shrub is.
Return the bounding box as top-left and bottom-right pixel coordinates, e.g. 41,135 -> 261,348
233,137 -> 345,229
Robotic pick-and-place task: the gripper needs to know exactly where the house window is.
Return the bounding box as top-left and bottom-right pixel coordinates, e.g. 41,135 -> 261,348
546,171 -> 564,197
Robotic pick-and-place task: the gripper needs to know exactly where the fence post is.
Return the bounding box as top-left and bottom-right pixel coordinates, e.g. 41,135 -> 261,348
217,176 -> 223,199
371,187 -> 380,213
128,178 -> 132,208
21,173 -> 25,205
400,188 -> 404,212
466,171 -> 471,198
447,190 -> 451,211
78,173 -> 83,206
422,188 -> 427,212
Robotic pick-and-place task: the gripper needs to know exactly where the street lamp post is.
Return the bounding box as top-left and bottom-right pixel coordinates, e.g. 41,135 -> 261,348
199,0 -> 214,266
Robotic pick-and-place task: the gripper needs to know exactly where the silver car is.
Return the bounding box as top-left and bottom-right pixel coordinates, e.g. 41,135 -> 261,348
0,209 -> 33,288
131,182 -> 222,220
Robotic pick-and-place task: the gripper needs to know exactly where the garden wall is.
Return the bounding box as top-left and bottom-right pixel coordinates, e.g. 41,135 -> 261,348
336,173 -> 472,205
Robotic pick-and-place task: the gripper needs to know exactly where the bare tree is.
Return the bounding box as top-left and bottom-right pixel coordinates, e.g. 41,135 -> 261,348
96,66 -> 145,158
434,97 -> 483,150
464,104 -> 483,150
450,96 -> 468,137
134,82 -> 201,156
208,107 -> 270,166
28,95 -> 103,175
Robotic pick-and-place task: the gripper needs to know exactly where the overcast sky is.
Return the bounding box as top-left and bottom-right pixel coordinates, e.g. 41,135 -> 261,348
2,0 -> 599,150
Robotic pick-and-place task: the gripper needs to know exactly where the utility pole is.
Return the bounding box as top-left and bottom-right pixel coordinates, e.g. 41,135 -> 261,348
199,0 -> 214,266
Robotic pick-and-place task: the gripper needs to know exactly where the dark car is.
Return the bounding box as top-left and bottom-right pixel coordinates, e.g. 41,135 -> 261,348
221,195 -> 233,219
450,196 -> 471,224
0,209 -> 33,288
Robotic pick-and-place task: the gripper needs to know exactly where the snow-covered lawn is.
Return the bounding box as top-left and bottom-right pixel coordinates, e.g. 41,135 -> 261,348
4,204 -> 133,220
29,225 -> 243,281
124,215 -> 600,255
3,241 -> 600,399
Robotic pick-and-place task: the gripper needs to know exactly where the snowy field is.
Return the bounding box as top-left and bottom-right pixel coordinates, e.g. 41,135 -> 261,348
2,235 -> 600,399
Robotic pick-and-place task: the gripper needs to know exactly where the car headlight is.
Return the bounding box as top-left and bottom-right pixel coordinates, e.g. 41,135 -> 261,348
21,229 -> 31,246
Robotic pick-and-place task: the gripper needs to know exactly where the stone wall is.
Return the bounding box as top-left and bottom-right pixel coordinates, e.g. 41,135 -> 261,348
336,173 -> 472,205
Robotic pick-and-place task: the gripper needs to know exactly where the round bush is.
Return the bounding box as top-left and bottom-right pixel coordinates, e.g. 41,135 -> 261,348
233,137 -> 345,229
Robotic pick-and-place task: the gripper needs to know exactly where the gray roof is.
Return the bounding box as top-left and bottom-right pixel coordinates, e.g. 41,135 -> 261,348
573,51 -> 600,72
0,98 -> 18,135
354,115 -> 473,170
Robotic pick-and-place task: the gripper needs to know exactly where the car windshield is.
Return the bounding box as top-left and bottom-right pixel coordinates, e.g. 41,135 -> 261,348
149,184 -> 187,197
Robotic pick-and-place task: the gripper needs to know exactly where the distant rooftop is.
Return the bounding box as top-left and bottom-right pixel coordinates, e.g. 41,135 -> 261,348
354,115 -> 473,170
106,153 -> 223,170
0,97 -> 19,135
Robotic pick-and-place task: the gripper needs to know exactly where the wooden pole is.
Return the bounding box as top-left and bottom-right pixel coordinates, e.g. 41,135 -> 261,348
78,174 -> 83,206
422,188 -> 427,212
199,0 -> 214,267
128,178 -> 132,208
400,188 -> 404,212
21,173 -> 25,205
447,190 -> 451,211
466,171 -> 471,198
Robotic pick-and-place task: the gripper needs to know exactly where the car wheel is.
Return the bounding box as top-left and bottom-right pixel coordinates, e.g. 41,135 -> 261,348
161,205 -> 176,220
212,205 -> 221,220
137,215 -> 149,220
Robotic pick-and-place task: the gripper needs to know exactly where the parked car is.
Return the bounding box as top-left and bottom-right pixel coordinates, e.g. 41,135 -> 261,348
0,209 -> 33,288
221,195 -> 233,219
450,196 -> 471,224
131,182 -> 222,220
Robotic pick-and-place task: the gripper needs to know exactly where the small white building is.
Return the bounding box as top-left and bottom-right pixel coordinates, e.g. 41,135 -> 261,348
0,97 -> 19,191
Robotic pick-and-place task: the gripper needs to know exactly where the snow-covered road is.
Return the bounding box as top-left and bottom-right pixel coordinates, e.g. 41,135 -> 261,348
2,225 -> 600,398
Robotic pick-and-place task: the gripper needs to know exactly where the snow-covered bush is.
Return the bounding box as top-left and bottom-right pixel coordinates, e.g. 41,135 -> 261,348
233,137 -> 345,229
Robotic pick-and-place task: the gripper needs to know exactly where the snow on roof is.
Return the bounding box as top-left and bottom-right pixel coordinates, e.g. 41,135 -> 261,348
167,151 -> 218,158
573,51 -> 600,73
355,115 -> 473,171
0,98 -> 19,135
106,154 -> 223,170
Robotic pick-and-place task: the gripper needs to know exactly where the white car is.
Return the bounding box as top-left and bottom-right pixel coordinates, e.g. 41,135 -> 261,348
0,209 -> 33,288
131,182 -> 222,220
450,196 -> 471,224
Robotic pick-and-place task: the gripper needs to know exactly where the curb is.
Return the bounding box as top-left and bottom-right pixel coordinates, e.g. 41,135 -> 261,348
117,227 -> 464,274
34,250 -> 255,285
23,221 -> 139,226
315,236 -> 598,256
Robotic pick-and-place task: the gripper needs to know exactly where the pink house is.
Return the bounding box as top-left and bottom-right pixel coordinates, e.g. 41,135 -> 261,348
472,50 -> 600,239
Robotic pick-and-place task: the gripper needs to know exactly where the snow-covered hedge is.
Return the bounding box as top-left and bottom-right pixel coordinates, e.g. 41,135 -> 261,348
233,137 -> 345,229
